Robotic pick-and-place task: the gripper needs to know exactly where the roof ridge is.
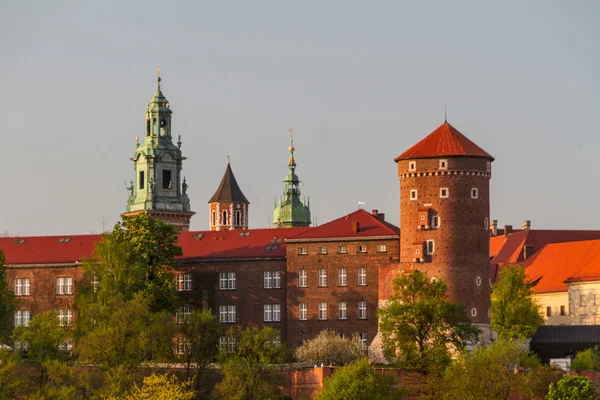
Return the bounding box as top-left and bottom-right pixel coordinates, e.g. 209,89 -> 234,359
356,209 -> 399,235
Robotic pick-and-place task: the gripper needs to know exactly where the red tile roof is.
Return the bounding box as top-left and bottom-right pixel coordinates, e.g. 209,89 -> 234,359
288,209 -> 399,240
523,240 -> 600,293
0,235 -> 102,265
394,122 -> 494,161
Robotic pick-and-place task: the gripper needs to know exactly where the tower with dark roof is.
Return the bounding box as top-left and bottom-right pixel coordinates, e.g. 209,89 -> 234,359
208,158 -> 250,231
273,128 -> 311,228
123,69 -> 195,232
394,121 -> 493,326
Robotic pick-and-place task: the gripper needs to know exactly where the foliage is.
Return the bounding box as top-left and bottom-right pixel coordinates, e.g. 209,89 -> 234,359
0,251 -> 16,343
546,374 -> 597,400
214,356 -> 284,400
295,329 -> 363,366
12,311 -> 71,388
107,373 -> 195,400
29,359 -> 95,400
176,309 -> 222,386
491,264 -> 543,339
442,338 -> 559,400
571,348 -> 600,372
317,358 -> 406,400
221,325 -> 289,365
377,270 -> 479,372
0,349 -> 29,400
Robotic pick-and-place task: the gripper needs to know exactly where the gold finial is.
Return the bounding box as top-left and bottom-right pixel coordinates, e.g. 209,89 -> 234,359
135,135 -> 139,142
156,66 -> 161,83
227,153 -> 230,164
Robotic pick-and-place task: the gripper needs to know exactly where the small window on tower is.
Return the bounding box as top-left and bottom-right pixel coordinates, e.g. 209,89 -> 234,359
410,190 -> 418,200
162,170 -> 172,189
439,159 -> 448,170
139,171 -> 145,190
440,188 -> 449,198
235,210 -> 241,226
471,188 -> 479,199
222,211 -> 228,225
408,161 -> 416,172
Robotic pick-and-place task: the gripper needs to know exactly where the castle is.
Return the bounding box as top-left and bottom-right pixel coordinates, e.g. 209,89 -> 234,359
0,74 -> 507,354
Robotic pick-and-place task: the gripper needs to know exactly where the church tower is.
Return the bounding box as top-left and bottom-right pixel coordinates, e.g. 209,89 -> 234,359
208,157 -> 249,231
273,127 -> 311,228
395,121 -> 493,325
123,69 -> 195,232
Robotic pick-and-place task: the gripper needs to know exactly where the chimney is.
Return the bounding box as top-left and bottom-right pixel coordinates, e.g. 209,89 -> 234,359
522,220 -> 531,231
371,209 -> 385,222
504,225 -> 513,237
490,220 -> 498,236
352,221 -> 360,234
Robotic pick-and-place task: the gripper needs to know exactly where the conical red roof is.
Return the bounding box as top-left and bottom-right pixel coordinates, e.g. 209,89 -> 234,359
394,122 -> 494,161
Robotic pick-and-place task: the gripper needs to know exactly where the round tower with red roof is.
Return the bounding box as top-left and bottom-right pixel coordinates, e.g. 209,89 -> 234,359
395,121 -> 493,325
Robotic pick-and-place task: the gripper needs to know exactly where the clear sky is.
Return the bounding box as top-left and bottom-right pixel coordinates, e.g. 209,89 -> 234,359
1,1 -> 599,236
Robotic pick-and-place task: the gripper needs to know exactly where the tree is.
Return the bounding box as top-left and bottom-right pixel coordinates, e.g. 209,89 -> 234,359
547,375 -> 597,400
442,338 -> 560,400
223,325 -> 289,365
0,348 -> 29,400
571,348 -> 600,372
317,358 -> 406,400
377,270 -> 479,372
176,309 -> 222,387
491,264 -> 543,339
108,373 -> 195,400
295,329 -> 363,366
11,311 -> 70,388
0,251 -> 16,343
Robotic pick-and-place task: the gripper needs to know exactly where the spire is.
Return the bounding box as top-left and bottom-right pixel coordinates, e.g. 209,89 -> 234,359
209,160 -> 249,203
288,125 -> 296,168
157,66 -> 162,90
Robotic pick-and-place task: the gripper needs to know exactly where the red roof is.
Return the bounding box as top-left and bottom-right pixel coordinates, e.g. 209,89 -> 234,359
523,240 -> 600,293
289,209 -> 399,240
0,235 -> 102,265
394,122 -> 494,161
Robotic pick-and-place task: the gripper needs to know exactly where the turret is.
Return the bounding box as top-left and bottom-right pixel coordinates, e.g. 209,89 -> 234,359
208,156 -> 249,231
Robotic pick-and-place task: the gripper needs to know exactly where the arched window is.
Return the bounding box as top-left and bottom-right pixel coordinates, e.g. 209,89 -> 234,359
222,211 -> 228,225
235,210 -> 241,226
212,211 -> 216,226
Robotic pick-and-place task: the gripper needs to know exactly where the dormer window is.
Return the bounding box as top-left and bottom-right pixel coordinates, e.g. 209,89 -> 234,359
410,190 -> 418,200
408,161 -> 416,172
440,188 -> 449,198
439,159 -> 448,170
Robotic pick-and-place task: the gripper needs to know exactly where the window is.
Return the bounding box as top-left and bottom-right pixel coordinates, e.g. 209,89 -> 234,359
546,307 -> 552,317
318,246 -> 328,254
59,340 -> 73,355
298,270 -> 308,287
219,336 -> 236,353
299,303 -> 308,320
410,190 -> 417,200
440,188 -> 449,198
318,269 -> 328,287
359,333 -> 368,350
487,162 -> 491,172
176,337 -> 191,355
298,247 -> 308,255
357,245 -> 367,253
162,170 -> 172,189
338,269 -> 347,286
408,161 -> 416,171
338,302 -> 347,320
484,218 -> 489,229
471,188 -> 479,199
426,240 -> 435,255
211,211 -> 216,226
176,306 -> 191,324
439,159 -> 448,169
219,272 -> 236,290
264,304 -> 281,322
560,306 -> 566,316
431,215 -> 440,229
56,277 -> 73,295
476,277 -> 482,286
318,303 -> 327,320
338,245 -> 347,254
235,210 -> 242,226
222,210 -> 228,225
471,308 -> 477,317
358,301 -> 367,319
14,278 -> 30,296
175,273 -> 192,291
358,268 -> 367,286
14,310 -> 30,327
91,275 -> 99,293
580,295 -> 587,307
264,271 -> 281,289
57,309 -> 73,326
139,170 -> 145,189
377,244 -> 387,253
219,305 -> 236,323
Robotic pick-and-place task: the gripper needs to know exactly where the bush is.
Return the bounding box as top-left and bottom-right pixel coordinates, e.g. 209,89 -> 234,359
571,348 -> 600,372
295,330 -> 362,366
547,374 -> 597,400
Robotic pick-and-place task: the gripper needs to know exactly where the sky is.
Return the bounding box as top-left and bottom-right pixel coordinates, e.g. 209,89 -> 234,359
1,1 -> 599,236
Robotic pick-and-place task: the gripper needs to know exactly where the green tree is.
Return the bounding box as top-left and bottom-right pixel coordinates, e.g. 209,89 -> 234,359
491,264 -> 543,339
547,375 -> 597,400
442,338 -> 560,400
0,348 -> 29,399
0,251 -> 16,343
377,270 -> 479,372
571,348 -> 600,372
177,309 -> 222,387
223,325 -> 289,365
108,373 -> 195,400
11,311 -> 70,388
295,329 -> 363,366
317,358 -> 406,400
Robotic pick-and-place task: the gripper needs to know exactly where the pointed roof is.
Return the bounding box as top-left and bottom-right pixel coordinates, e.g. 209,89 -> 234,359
209,163 -> 249,204
395,121 -> 494,161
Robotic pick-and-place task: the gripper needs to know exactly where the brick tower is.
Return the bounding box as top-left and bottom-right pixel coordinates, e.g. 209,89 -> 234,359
208,157 -> 249,231
394,121 -> 493,325
122,68 -> 195,232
